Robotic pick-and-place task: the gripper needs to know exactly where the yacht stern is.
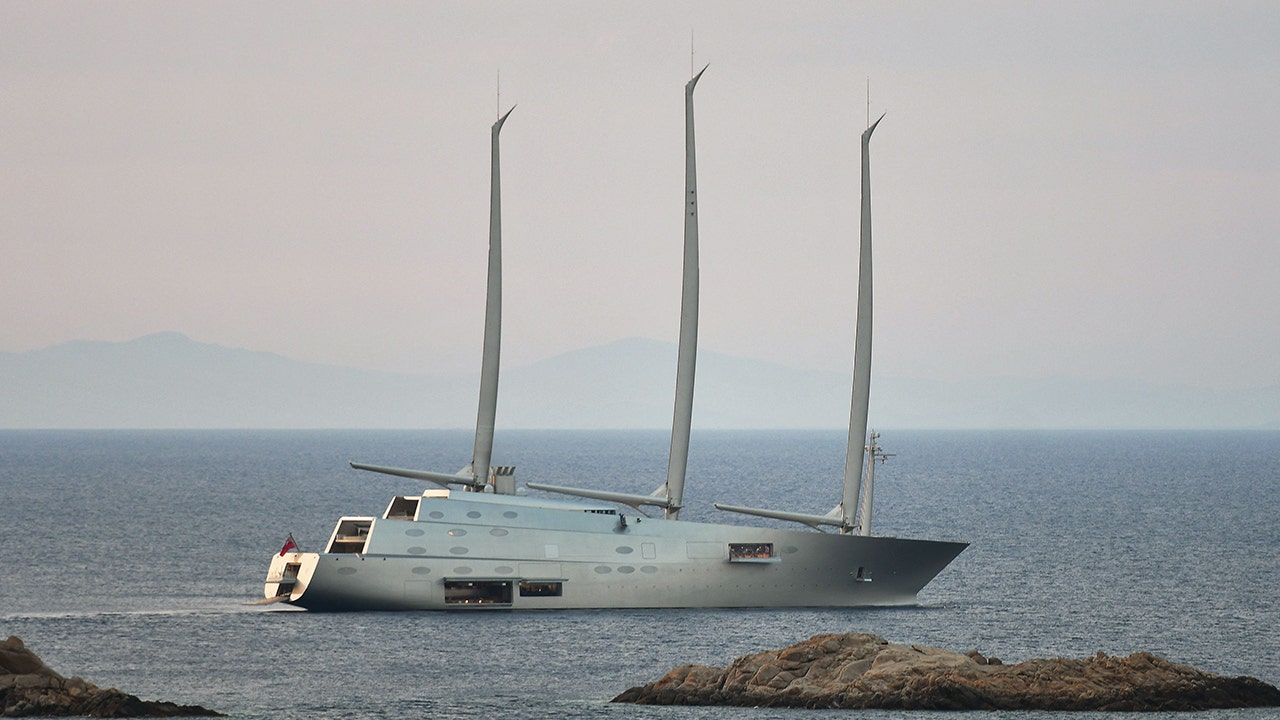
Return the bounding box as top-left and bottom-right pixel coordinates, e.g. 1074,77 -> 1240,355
263,549 -> 316,604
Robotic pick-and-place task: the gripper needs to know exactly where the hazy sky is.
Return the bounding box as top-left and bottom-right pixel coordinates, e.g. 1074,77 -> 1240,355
4,1 -> 1278,390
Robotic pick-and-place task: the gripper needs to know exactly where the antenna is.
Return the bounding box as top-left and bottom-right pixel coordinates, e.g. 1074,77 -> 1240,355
690,29 -> 695,77
496,69 -> 501,120
866,76 -> 870,128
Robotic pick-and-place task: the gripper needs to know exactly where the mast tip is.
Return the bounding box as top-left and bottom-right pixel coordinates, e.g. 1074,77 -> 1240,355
863,112 -> 885,139
494,105 -> 516,129
688,63 -> 709,89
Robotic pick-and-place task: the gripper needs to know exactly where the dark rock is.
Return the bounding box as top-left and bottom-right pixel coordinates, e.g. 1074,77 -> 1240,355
1,636 -> 221,717
612,632 -> 1280,711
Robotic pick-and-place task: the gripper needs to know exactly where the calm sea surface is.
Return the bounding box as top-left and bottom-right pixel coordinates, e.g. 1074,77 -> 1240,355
2,429 -> 1278,719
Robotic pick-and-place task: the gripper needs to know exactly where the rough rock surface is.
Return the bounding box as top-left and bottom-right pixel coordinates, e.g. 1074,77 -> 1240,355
612,633 -> 1280,711
1,636 -> 221,717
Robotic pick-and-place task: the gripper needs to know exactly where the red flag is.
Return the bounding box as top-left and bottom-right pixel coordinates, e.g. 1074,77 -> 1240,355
279,533 -> 298,556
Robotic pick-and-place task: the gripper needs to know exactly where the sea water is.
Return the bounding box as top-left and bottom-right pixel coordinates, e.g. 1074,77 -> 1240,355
2,429 -> 1278,719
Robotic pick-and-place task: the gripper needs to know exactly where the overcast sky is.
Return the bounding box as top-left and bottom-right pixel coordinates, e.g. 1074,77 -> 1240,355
4,1 -> 1278,391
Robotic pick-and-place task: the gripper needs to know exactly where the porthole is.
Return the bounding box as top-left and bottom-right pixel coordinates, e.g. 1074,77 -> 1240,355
450,547 -> 469,555
405,528 -> 425,537
407,546 -> 427,555
615,546 -> 634,554
490,528 -> 509,537
411,566 -> 431,575
449,529 -> 467,536
428,511 -> 445,519
453,566 -> 473,574
467,511 -> 482,519
337,567 -> 357,575
494,566 -> 514,574
618,566 -> 636,574
593,566 -> 613,574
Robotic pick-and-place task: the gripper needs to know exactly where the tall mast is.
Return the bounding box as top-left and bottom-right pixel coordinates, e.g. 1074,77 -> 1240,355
471,107 -> 514,488
839,114 -> 883,532
662,65 -> 707,520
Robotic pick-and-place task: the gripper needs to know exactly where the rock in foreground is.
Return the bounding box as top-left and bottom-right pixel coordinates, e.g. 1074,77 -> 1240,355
612,633 -> 1280,711
1,636 -> 221,717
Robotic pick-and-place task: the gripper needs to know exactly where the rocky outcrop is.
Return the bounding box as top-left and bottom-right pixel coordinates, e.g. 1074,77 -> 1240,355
1,636 -> 221,717
612,633 -> 1280,711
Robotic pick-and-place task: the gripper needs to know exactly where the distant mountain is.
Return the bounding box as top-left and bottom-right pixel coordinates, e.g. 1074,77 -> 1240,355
0,332 -> 466,429
1,332 -> 1277,429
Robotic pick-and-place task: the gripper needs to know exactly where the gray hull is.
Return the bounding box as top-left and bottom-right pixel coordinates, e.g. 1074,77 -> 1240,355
266,489 -> 966,611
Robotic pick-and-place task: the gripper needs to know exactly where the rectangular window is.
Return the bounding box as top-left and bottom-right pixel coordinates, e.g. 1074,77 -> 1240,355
272,563 -> 301,597
518,581 -> 563,597
327,519 -> 373,554
729,543 -> 777,562
443,580 -> 513,606
383,496 -> 420,520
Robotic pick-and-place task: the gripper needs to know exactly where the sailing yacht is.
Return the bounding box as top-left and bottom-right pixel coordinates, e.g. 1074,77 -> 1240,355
262,73 -> 966,610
